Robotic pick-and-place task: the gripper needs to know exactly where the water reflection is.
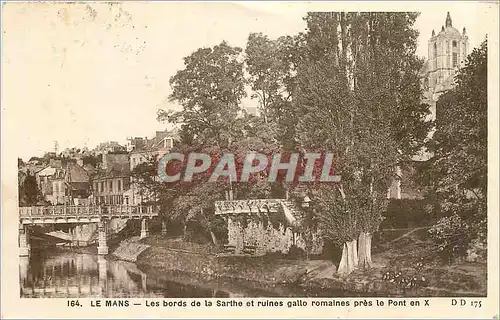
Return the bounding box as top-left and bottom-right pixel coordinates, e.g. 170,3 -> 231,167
20,251 -> 233,298
20,251 -> 353,298
21,252 -> 160,298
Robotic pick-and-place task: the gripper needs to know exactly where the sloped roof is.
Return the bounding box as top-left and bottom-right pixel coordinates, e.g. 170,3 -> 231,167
66,162 -> 90,183
66,181 -> 90,191
83,164 -> 97,175
37,166 -> 57,177
94,166 -> 131,179
131,129 -> 177,154
438,26 -> 461,37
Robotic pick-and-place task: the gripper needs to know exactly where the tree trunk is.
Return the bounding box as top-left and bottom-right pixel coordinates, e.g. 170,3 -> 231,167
337,241 -> 356,275
351,239 -> 358,268
358,231 -> 373,268
366,232 -> 372,264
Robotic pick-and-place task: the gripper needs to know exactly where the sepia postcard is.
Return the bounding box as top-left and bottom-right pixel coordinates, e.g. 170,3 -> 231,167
1,1 -> 499,319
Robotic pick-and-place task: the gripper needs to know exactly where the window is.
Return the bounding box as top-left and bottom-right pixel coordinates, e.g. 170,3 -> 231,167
109,181 -> 113,192
101,182 -> 104,193
117,179 -> 122,192
452,40 -> 457,48
94,182 -> 98,193
433,43 -> 437,69
453,53 -> 458,67
446,41 -> 449,54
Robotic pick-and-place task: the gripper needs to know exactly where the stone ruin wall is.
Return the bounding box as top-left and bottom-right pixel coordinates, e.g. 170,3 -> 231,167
227,217 -> 323,256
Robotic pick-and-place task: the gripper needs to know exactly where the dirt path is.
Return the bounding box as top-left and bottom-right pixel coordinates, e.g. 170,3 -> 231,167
380,226 -> 431,247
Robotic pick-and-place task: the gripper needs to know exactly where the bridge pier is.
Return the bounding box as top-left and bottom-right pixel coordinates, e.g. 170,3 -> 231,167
97,220 -> 108,255
19,224 -> 30,257
140,218 -> 149,239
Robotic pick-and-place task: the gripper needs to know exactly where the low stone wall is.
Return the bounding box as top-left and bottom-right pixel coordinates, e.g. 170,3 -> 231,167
112,237 -> 150,262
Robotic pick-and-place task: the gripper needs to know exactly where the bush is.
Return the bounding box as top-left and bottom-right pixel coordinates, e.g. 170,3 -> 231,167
382,199 -> 438,229
287,245 -> 306,260
428,214 -> 472,264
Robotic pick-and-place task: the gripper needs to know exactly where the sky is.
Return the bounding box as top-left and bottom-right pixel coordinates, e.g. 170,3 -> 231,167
2,2 -> 495,161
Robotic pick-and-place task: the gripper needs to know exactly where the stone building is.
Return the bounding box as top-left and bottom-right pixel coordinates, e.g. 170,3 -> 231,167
127,129 -> 176,205
34,160 -> 91,205
420,12 -> 470,124
214,199 -> 323,256
391,12 -> 470,199
92,153 -> 131,205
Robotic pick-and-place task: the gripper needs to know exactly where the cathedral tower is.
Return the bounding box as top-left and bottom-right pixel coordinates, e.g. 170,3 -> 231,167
421,12 -> 469,121
426,12 -> 469,90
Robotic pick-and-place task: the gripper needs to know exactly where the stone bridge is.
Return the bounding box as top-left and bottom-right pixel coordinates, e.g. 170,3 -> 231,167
19,205 -> 159,257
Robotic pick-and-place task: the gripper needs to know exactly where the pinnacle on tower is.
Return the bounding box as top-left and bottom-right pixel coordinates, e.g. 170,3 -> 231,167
463,27 -> 466,35
432,29 -> 435,36
445,12 -> 452,27
441,25 -> 445,32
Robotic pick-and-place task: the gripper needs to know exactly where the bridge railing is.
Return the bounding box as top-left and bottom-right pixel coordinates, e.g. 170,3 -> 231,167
19,205 -> 158,218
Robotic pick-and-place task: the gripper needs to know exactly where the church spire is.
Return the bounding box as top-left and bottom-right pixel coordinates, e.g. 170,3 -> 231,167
445,12 -> 452,27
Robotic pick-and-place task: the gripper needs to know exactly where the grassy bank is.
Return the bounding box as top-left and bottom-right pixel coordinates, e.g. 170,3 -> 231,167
137,236 -> 332,284
131,229 -> 486,297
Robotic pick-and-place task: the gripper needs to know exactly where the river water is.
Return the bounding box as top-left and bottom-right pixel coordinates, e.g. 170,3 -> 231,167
20,250 -> 355,298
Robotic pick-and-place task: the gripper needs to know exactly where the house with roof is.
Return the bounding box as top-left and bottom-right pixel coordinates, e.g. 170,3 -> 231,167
91,153 -> 131,205
33,160 -> 92,205
127,129 -> 176,205
35,159 -> 63,200
129,129 -> 176,170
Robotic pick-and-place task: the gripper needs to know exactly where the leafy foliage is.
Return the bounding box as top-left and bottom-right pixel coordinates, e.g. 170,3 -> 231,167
158,41 -> 247,148
428,215 -> 472,263
19,171 -> 42,206
430,40 -> 487,219
293,12 -> 429,245
245,32 -> 306,149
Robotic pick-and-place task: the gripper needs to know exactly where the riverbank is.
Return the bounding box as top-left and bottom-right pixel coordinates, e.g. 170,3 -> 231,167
110,229 -> 487,297
22,230 -> 486,299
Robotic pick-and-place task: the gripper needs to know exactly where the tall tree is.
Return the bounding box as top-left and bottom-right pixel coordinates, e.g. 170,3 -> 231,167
294,12 -> 430,274
158,41 -> 247,148
430,40 -> 487,222
19,170 -> 42,206
245,33 -> 306,149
